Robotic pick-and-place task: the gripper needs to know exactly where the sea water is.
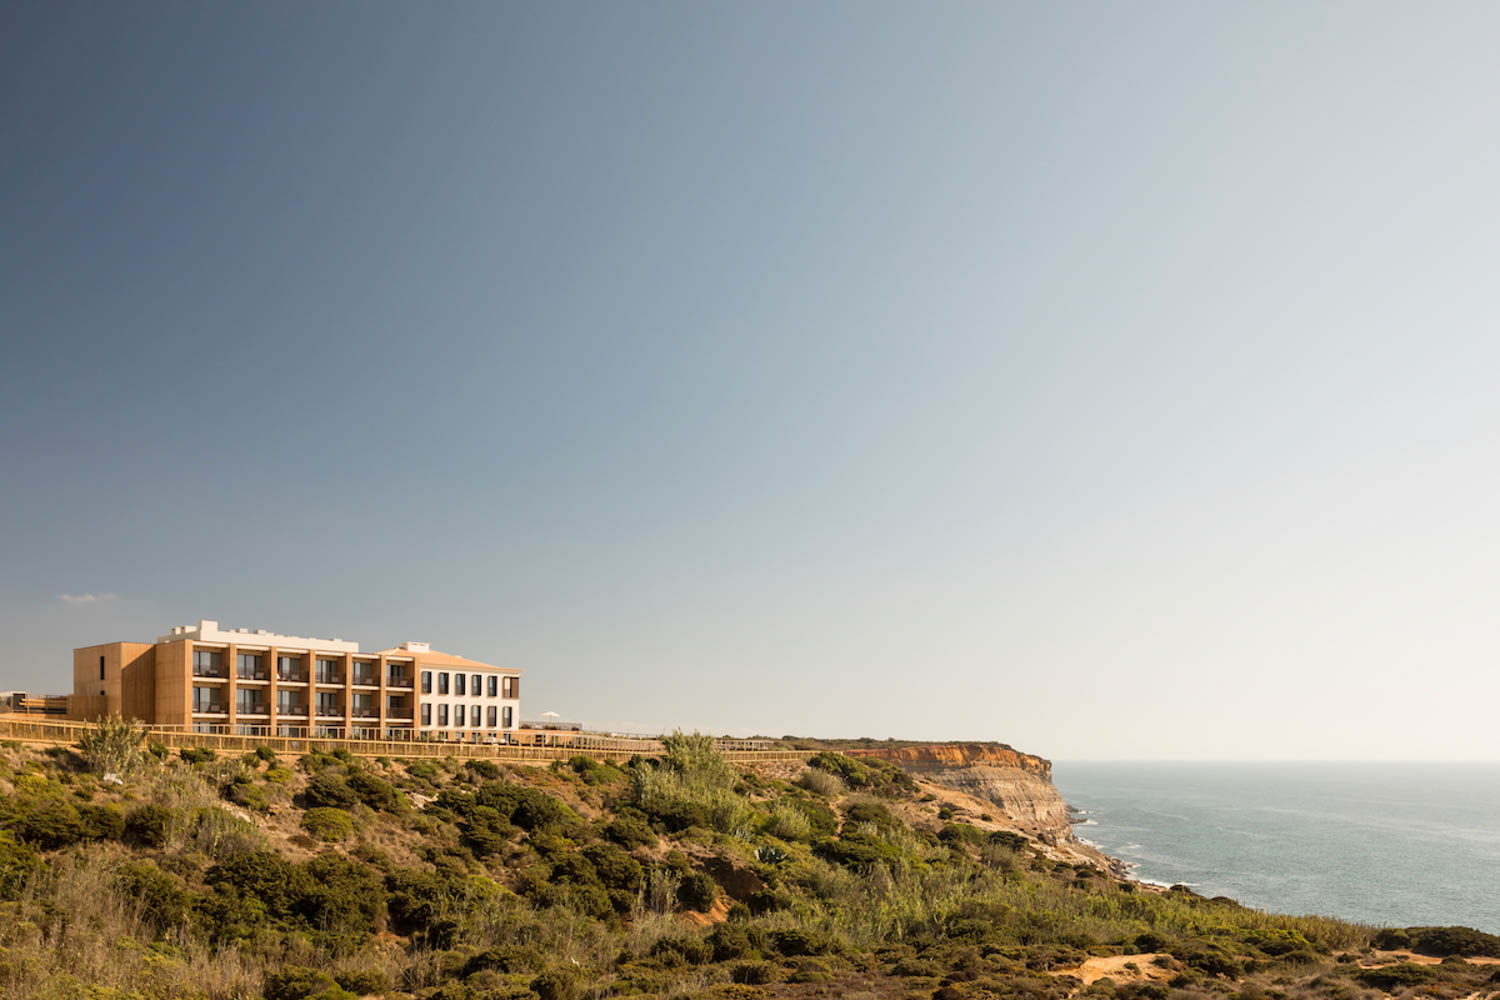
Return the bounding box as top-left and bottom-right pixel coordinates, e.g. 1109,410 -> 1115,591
1051,761 -> 1500,933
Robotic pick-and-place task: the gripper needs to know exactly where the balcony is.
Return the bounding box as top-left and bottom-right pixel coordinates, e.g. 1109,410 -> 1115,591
351,669 -> 379,687
193,666 -> 228,679
314,672 -> 342,686
277,670 -> 307,684
276,704 -> 308,718
387,672 -> 413,688
315,704 -> 344,718
236,670 -> 270,682
192,702 -> 227,715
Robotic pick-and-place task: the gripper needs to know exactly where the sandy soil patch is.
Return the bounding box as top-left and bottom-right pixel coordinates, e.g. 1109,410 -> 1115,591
1364,950 -> 1500,968
1059,953 -> 1174,985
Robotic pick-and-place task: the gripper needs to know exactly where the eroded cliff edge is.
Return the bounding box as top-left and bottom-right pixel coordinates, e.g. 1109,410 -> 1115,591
843,741 -> 1119,871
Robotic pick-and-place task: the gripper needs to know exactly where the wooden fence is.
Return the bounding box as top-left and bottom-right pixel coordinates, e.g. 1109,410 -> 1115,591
0,715 -> 814,764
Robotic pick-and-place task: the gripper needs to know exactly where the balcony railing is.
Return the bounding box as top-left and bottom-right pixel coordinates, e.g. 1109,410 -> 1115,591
387,674 -> 413,688
193,667 -> 228,679
277,671 -> 307,683
277,705 -> 308,717
315,705 -> 343,718
193,703 -> 227,714
237,670 -> 269,681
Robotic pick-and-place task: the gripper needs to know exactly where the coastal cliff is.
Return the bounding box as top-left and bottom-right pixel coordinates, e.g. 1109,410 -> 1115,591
845,742 -> 1072,839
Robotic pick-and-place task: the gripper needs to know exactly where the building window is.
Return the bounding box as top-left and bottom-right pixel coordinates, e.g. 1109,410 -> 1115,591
421,703 -> 431,726
470,705 -> 481,727
471,674 -> 481,696
277,692 -> 305,716
502,675 -> 519,699
353,661 -> 377,686
99,655 -> 105,680
487,705 -> 497,728
193,686 -> 223,714
315,658 -> 341,684
236,653 -> 265,680
437,672 -> 449,695
316,692 -> 341,717
277,655 -> 304,681
236,689 -> 266,715
421,671 -> 432,694
437,704 -> 449,726
503,706 -> 513,729
193,649 -> 224,677
455,674 -> 465,696
351,693 -> 374,718
487,675 -> 498,697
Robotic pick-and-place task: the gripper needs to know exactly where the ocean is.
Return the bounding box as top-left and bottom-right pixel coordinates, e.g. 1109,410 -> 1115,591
1051,761 -> 1500,934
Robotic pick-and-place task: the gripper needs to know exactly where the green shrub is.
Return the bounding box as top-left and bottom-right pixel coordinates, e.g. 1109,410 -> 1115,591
263,966 -> 355,1000
333,969 -> 390,995
76,715 -> 148,776
771,928 -> 830,956
179,747 -> 216,764
264,766 -> 294,784
116,860 -> 189,933
732,960 -> 777,984
531,967 -> 581,1000
709,923 -> 755,961
125,804 -> 174,847
797,767 -> 845,797
305,771 -> 359,809
13,798 -> 85,848
302,807 -> 355,842
0,833 -> 40,899
602,812 -> 656,849
649,934 -> 713,966
254,745 -> 278,764
762,802 -> 813,841
1406,926 -> 1500,957
1353,963 -> 1441,990
225,778 -> 270,813
77,802 -> 125,840
463,945 -> 548,976
346,769 -> 401,811
677,870 -> 717,911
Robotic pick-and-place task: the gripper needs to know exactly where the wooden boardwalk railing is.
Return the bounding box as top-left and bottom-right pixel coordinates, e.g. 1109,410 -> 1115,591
0,715 -> 814,764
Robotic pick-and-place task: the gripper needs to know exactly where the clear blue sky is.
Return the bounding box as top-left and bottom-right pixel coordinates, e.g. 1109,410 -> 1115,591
4,2 -> 1498,759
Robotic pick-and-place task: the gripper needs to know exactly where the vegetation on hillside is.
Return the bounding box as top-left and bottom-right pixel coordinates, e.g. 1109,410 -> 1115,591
0,722 -> 1494,1000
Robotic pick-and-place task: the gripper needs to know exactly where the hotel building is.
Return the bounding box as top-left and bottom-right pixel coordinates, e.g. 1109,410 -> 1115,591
70,620 -> 521,741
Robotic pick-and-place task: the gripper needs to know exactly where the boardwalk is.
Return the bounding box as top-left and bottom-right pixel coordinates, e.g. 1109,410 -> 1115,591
0,715 -> 814,764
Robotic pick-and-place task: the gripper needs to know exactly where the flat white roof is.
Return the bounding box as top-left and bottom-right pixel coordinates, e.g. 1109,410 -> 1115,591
156,619 -> 360,654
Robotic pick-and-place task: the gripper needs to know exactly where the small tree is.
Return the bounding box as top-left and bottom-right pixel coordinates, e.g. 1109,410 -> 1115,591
77,714 -> 148,777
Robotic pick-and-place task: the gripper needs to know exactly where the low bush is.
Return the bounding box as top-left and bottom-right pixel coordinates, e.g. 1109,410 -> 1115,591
179,747 -> 216,765
305,771 -> 359,809
263,966 -> 355,1000
1353,963 -> 1441,990
677,870 -> 717,911
302,807 -> 355,842
1406,925 -> 1500,958
531,967 -> 581,1000
797,767 -> 845,797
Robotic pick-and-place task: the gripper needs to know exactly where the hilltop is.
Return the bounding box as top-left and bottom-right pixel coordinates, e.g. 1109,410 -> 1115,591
0,727 -> 1497,1000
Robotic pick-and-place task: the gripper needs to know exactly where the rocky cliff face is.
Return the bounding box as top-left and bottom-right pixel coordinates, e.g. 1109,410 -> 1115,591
847,743 -> 1070,839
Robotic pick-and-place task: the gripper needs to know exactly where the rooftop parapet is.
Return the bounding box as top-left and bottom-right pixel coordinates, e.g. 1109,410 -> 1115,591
155,619 -> 361,654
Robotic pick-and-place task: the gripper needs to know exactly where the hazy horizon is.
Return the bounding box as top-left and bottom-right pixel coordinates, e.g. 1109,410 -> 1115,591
4,3 -> 1499,760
